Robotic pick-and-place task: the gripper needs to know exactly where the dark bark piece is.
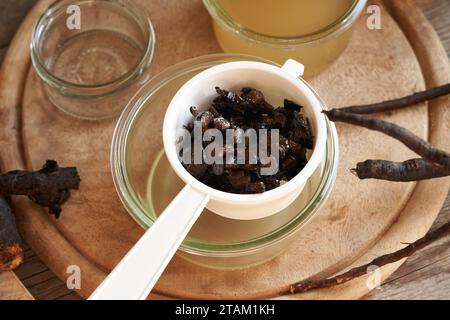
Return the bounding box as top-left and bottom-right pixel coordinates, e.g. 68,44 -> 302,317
273,111 -> 287,128
290,220 -> 450,294
283,99 -> 303,111
323,109 -> 450,170
241,87 -> 265,105
184,163 -> 207,178
353,158 -> 450,181
214,86 -> 242,104
0,196 -> 23,271
281,155 -> 297,172
245,181 -> 265,193
339,83 -> 450,114
0,160 -> 81,218
211,164 -> 224,176
263,177 -> 280,190
227,173 -> 250,191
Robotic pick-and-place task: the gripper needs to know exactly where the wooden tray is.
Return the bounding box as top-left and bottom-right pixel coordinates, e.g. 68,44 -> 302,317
0,0 -> 449,299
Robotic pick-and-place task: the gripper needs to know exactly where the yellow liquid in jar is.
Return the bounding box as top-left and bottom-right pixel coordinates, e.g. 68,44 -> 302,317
218,0 -> 354,37
211,0 -> 359,77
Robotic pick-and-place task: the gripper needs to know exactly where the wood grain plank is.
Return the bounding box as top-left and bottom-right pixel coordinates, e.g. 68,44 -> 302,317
35,286 -> 78,300
416,0 -> 450,54
14,253 -> 52,280
0,0 -> 37,47
0,272 -> 34,300
366,252 -> 450,299
55,292 -> 82,300
21,270 -> 57,287
19,269 -> 81,300
26,276 -> 70,297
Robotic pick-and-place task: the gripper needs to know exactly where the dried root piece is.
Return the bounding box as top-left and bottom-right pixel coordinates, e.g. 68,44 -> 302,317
0,160 -> 80,271
182,87 -> 314,194
353,158 -> 450,181
0,160 -> 81,218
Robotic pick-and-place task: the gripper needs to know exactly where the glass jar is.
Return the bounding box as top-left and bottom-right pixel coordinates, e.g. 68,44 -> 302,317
111,54 -> 339,269
31,0 -> 155,120
203,0 -> 367,78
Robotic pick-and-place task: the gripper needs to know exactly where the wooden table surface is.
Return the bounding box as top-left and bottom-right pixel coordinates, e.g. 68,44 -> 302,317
0,0 -> 449,300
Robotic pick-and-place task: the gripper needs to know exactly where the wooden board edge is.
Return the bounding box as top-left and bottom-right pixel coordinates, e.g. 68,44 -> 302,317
0,0 -> 448,300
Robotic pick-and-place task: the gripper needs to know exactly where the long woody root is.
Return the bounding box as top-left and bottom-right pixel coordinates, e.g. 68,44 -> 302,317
352,158 -> 450,181
323,109 -> 450,171
339,83 -> 450,114
290,221 -> 450,294
299,86 -> 450,293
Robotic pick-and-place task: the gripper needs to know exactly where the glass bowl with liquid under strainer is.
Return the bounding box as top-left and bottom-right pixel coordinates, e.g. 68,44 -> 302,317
111,53 -> 339,269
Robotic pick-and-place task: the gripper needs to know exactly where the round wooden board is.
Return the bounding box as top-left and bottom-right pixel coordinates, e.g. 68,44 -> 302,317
0,0 -> 449,299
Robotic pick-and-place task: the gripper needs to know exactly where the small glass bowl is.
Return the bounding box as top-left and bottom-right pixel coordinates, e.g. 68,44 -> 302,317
31,0 -> 155,120
203,0 -> 367,78
111,54 -> 339,269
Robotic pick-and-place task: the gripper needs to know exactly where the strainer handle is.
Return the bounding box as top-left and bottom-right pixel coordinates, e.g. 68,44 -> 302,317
89,185 -> 209,300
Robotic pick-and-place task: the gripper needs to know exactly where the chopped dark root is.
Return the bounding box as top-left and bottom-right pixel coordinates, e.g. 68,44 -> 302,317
182,87 -> 314,194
